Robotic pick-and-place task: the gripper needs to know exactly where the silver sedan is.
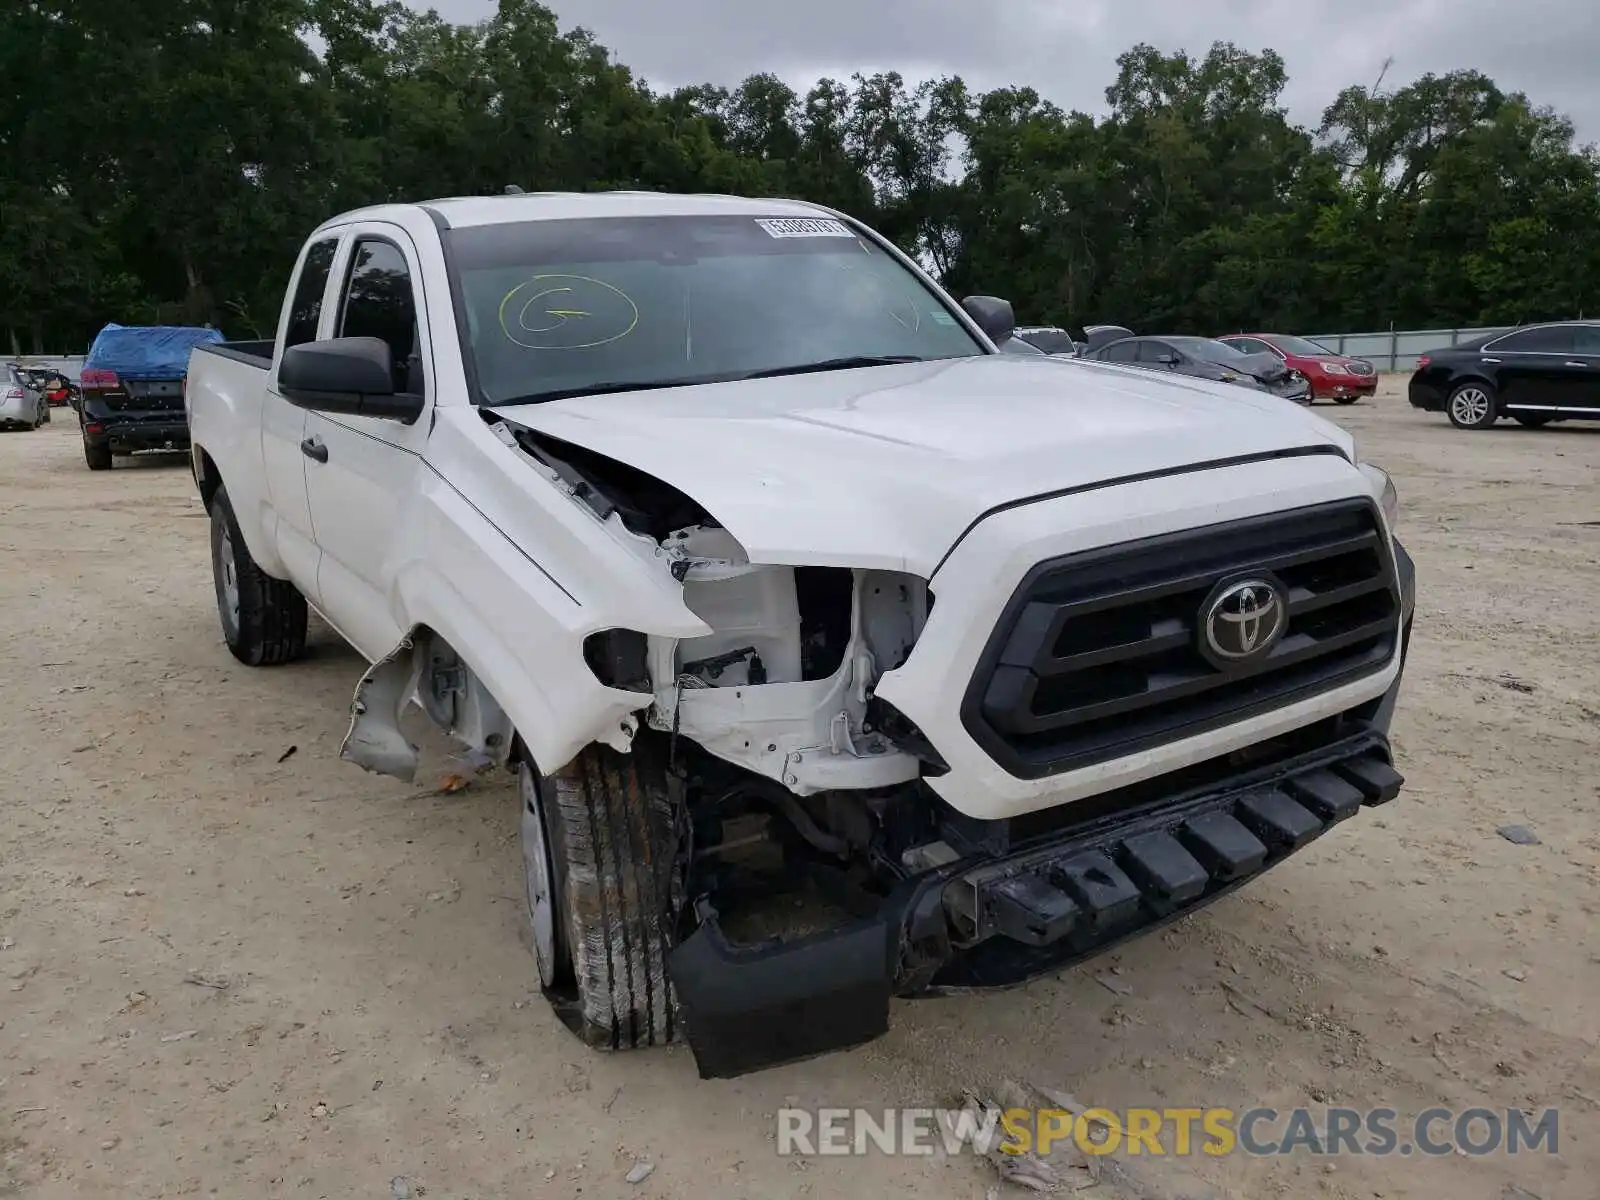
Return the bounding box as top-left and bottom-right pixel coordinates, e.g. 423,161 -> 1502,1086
2,365 -> 51,430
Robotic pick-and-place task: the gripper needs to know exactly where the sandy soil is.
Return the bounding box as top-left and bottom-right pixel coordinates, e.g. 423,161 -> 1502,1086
1,382 -> 1597,1200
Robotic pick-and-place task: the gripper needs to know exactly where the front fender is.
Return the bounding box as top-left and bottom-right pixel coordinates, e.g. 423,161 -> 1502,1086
362,464 -> 710,777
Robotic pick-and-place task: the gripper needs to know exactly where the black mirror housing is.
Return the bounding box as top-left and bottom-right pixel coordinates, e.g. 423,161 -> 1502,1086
279,337 -> 424,423
961,295 -> 1016,345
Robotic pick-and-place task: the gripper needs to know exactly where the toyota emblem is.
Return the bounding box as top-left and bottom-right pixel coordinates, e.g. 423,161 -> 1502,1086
1201,576 -> 1288,666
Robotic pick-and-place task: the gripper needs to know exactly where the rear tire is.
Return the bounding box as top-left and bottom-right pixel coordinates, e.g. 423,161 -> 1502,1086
520,740 -> 681,1051
83,436 -> 113,470
1514,414 -> 1553,429
208,484 -> 308,665
1446,381 -> 1498,429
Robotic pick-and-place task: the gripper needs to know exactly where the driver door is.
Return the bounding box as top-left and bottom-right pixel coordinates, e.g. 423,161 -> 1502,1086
300,224 -> 436,660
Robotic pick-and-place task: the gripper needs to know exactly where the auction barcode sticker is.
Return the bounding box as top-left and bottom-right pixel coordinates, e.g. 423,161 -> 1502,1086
755,217 -> 856,238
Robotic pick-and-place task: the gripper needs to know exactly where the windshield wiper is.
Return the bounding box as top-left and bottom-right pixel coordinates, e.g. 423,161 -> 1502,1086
489,356 -> 927,405
491,374 -> 744,406
741,355 -> 925,380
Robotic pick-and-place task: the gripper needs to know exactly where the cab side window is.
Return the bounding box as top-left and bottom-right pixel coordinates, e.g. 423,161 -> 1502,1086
339,239 -> 425,395
284,238 -> 338,350
1101,339 -> 1139,363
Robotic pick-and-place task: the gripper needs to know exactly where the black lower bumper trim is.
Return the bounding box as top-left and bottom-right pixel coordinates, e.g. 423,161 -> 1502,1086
670,736 -> 1405,1078
667,911 -> 893,1080
1237,790 -> 1325,850
1178,812 -> 1267,881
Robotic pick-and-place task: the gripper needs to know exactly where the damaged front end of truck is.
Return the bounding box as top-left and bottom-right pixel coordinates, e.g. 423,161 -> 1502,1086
342,407 -> 1416,1080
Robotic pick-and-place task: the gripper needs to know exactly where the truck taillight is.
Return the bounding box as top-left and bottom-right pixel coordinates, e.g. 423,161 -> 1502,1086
81,367 -> 119,389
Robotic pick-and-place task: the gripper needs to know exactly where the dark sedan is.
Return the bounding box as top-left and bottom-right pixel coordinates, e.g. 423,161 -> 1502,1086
1091,335 -> 1312,403
1408,321 -> 1600,429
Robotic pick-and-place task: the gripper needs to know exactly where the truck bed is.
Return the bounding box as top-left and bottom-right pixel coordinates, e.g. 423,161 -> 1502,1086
195,340 -> 275,369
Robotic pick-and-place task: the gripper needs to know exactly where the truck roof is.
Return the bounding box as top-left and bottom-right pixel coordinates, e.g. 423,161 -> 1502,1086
317,191 -> 837,232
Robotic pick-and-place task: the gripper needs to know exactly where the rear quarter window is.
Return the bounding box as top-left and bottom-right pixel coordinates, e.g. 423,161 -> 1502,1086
284,238 -> 339,349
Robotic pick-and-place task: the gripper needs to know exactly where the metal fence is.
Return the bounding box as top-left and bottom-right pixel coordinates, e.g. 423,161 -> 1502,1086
1304,326 -> 1514,373
6,354 -> 86,382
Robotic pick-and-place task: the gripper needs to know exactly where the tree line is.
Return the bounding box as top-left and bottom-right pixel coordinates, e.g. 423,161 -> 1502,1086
4,0 -> 1599,353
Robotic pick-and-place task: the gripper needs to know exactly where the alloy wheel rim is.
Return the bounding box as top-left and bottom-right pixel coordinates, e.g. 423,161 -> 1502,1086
1452,388 -> 1490,424
218,526 -> 241,632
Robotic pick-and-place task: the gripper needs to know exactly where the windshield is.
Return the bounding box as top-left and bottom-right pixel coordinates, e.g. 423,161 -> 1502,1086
1167,336 -> 1254,364
445,215 -> 985,405
1265,334 -> 1337,357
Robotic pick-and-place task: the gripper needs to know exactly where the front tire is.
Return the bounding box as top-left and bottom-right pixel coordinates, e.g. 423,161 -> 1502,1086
208,484 -> 308,665
520,740 -> 681,1051
1334,395 -> 1361,405
1447,382 -> 1498,429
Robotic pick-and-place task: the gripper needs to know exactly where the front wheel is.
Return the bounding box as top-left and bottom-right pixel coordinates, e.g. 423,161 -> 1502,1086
520,741 -> 681,1051
208,484 -> 308,665
1334,395 -> 1361,405
1447,382 -> 1498,429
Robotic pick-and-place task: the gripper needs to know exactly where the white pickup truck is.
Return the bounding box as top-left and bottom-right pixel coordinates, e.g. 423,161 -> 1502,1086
185,192 -> 1414,1079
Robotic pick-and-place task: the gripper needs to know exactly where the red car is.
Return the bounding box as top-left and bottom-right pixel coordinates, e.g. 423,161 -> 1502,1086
1216,333 -> 1378,404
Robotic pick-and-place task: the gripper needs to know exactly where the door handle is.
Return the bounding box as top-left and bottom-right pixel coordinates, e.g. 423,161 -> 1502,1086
1480,357 -> 1501,364
300,436 -> 328,463
1564,360 -> 1588,368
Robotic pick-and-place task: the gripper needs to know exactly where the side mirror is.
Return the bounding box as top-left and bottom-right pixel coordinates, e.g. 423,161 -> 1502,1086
1155,352 -> 1179,366
278,337 -> 424,423
961,295 -> 1016,345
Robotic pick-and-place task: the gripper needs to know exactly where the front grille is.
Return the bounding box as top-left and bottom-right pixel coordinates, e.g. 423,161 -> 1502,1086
962,500 -> 1399,779
1347,361 -> 1376,377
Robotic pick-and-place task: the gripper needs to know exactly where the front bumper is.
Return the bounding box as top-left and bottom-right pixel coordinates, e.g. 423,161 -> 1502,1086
1320,378 -> 1377,400
669,543 -> 1415,1079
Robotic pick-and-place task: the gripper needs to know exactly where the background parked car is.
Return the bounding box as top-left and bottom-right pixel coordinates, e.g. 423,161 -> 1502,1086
2,365 -> 52,430
1216,333 -> 1377,404
1091,335 -> 1312,403
1013,325 -> 1078,355
78,323 -> 223,470
1080,324 -> 1135,356
997,332 -> 1049,355
1408,320 -> 1600,429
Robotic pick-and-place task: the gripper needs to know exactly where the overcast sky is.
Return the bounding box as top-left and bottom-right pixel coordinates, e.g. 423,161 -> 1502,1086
426,0 -> 1600,144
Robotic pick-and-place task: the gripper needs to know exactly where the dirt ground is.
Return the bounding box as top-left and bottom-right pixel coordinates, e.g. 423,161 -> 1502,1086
2,381 -> 1597,1200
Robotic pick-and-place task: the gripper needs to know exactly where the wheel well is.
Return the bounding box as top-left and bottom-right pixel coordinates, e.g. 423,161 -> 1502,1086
1449,375 -> 1496,394
193,446 -> 222,508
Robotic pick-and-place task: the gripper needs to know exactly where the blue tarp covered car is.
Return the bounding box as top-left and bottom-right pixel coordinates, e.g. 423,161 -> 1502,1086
78,324 -> 222,469
84,323 -> 225,382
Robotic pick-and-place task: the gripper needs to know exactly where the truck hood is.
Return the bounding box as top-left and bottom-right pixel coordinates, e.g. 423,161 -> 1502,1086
489,356 -> 1353,576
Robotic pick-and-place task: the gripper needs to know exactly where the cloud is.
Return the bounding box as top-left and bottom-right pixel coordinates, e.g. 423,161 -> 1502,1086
425,0 -> 1600,141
